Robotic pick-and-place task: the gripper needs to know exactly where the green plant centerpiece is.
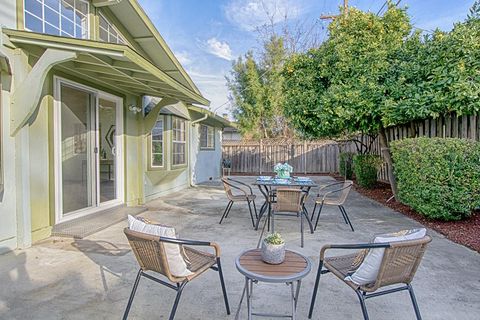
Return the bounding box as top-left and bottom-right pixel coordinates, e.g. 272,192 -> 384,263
274,162 -> 293,179
261,233 -> 286,264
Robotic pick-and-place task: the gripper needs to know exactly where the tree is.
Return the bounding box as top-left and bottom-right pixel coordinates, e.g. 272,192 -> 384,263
283,2 -> 480,199
227,36 -> 291,139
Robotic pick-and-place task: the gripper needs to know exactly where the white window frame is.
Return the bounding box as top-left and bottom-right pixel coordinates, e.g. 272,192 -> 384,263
150,118 -> 164,168
98,12 -> 126,44
172,117 -> 186,166
199,124 -> 215,150
23,0 -> 90,39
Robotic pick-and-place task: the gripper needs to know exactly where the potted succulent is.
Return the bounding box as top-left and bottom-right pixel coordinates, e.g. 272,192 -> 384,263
261,233 -> 286,264
274,162 -> 293,179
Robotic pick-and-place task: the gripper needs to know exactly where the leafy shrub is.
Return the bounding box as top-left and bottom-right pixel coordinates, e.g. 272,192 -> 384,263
264,233 -> 285,245
353,154 -> 381,188
391,137 -> 480,221
339,152 -> 354,179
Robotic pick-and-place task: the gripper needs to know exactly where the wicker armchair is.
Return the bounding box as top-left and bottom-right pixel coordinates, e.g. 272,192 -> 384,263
271,188 -> 314,247
219,177 -> 257,227
308,235 -> 432,320
311,180 -> 354,231
123,228 -> 230,320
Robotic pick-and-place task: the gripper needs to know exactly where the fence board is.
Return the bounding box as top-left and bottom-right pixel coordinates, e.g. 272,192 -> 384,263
223,113 -> 479,177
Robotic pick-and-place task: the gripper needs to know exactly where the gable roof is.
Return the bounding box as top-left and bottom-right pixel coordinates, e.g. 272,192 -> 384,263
100,0 -> 203,97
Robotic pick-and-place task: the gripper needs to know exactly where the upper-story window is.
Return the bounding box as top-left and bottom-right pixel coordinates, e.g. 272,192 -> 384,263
98,13 -> 125,44
24,0 -> 89,39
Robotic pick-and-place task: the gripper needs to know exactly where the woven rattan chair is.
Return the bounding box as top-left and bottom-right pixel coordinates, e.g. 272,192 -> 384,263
308,235 -> 432,320
271,188 -> 314,247
219,177 -> 257,227
123,228 -> 230,320
311,180 -> 354,231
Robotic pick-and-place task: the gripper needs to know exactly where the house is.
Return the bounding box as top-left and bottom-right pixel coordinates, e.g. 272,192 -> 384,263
0,0 -> 230,254
223,125 -> 242,141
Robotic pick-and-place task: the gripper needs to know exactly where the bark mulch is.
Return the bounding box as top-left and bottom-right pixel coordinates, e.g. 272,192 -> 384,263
336,176 -> 480,253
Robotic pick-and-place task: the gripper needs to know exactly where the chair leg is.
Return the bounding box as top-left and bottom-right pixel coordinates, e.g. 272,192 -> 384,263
303,207 -> 314,234
247,200 -> 255,228
407,284 -> 423,320
355,290 -> 370,320
219,201 -> 233,224
308,260 -> 323,319
123,269 -> 143,320
314,201 -> 324,231
217,258 -> 231,315
224,201 -> 234,219
300,211 -> 304,248
169,282 -> 187,320
338,205 -> 348,224
252,200 -> 258,219
340,205 -> 354,232
311,202 -> 317,221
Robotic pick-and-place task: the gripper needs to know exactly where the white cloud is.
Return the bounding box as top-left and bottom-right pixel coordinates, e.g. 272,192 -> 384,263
206,38 -> 233,61
174,50 -> 192,66
224,0 -> 301,31
187,70 -> 231,116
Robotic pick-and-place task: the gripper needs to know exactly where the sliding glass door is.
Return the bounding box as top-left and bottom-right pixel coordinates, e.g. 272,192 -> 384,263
55,78 -> 123,222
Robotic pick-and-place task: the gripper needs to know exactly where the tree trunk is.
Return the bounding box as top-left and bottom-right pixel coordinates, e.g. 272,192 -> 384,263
379,127 -> 399,201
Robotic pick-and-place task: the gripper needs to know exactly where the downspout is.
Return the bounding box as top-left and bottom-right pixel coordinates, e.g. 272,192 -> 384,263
189,114 -> 208,187
191,114 -> 208,126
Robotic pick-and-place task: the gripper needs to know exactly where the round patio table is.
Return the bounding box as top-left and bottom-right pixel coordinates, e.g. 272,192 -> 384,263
234,249 -> 312,320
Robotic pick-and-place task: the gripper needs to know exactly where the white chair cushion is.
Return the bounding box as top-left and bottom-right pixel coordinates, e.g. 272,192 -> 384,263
345,228 -> 427,286
127,215 -> 193,277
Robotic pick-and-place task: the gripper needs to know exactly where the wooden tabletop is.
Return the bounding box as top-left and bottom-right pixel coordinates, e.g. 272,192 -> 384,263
236,249 -> 311,283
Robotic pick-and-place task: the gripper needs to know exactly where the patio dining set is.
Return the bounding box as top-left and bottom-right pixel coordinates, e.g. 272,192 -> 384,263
121,175 -> 432,320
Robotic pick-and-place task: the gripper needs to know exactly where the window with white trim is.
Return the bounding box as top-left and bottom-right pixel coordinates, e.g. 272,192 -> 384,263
151,119 -> 163,167
98,13 -> 126,44
200,124 -> 215,149
24,0 -> 89,39
172,117 -> 186,166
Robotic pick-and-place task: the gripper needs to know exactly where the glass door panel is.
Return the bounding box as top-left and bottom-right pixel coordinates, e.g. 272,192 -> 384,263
60,84 -> 95,214
98,98 -> 117,203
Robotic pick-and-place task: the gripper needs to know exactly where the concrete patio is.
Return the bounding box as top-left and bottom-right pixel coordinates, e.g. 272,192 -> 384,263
0,176 -> 478,319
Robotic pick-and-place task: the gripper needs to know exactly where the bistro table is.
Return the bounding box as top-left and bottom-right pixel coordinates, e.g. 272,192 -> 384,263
252,176 -> 318,232
235,248 -> 312,320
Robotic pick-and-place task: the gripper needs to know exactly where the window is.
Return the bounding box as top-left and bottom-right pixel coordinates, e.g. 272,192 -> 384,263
24,0 -> 89,39
151,119 -> 163,167
98,13 -> 126,44
200,124 -> 215,149
0,83 -> 3,194
172,117 -> 186,166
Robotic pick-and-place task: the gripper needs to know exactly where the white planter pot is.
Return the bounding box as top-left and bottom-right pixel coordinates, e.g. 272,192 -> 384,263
261,241 -> 285,264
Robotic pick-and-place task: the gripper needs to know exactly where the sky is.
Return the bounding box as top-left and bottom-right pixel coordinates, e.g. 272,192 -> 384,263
138,0 -> 475,118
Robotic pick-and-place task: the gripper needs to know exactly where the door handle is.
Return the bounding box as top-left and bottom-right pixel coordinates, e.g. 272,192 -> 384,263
111,146 -> 116,156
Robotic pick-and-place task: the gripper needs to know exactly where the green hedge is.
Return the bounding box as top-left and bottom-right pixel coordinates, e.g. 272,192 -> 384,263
391,137 -> 480,221
339,152 -> 354,179
353,154 -> 381,188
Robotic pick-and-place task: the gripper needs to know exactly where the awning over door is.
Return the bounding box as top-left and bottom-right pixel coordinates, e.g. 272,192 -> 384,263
3,29 -> 209,106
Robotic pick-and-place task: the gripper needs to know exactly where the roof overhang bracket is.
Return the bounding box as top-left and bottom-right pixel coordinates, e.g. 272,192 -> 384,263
10,48 -> 77,136
144,97 -> 179,134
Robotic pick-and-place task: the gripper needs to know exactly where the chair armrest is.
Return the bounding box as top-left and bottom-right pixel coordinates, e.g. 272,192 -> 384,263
320,184 -> 352,200
319,243 -> 391,260
159,236 -> 221,257
228,178 -> 254,195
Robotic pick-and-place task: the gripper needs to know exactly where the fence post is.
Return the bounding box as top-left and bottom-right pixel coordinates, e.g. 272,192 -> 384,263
303,140 -> 307,174
259,139 -> 263,174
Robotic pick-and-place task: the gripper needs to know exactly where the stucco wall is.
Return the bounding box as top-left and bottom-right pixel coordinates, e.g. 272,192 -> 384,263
0,71 -> 18,254
190,124 -> 222,184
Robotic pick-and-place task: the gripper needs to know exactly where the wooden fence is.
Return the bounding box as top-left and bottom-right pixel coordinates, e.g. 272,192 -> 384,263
223,112 -> 480,178
222,139 -> 342,174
